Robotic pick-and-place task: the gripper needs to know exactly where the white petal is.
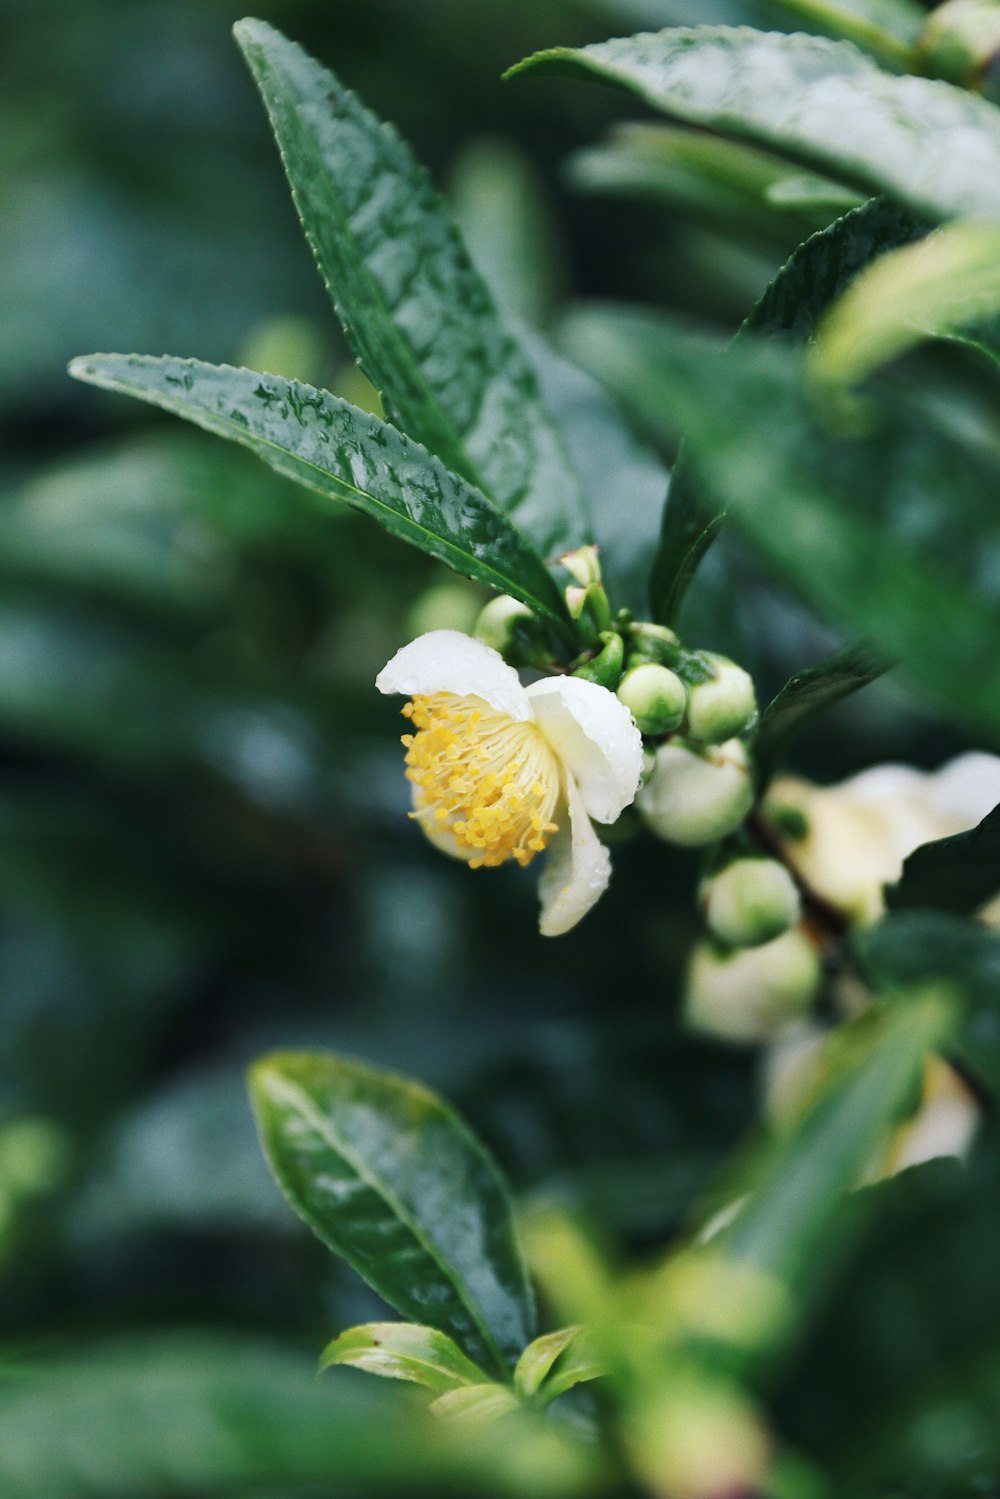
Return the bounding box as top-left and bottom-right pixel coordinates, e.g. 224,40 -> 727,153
525,676 -> 643,824
923,752 -> 1000,833
538,775 -> 611,937
375,629 -> 531,719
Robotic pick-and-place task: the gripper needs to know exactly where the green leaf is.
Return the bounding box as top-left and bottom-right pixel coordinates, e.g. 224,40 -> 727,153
563,308 -> 1000,740
233,18 -> 588,558
0,1333 -> 440,1497
568,124 -> 860,253
753,646 -> 884,786
67,355 -> 570,638
718,991 -> 958,1293
0,1332 -> 598,1498
811,220 -> 1000,394
768,0 -> 922,62
514,1326 -> 584,1399
859,911 -> 1000,1093
514,1330 -> 606,1408
429,1383 -> 522,1425
508,28 -> 1000,224
320,1322 -> 490,1394
888,805 -> 1000,916
249,1051 -> 537,1375
648,460 -> 724,627
525,335 -> 668,613
744,198 -> 926,340
648,197 -> 921,627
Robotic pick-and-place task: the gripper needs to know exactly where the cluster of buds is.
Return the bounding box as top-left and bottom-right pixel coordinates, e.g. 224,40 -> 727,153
475,547 -> 760,854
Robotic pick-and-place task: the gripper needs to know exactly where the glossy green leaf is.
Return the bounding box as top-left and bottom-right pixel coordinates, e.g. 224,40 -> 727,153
563,308 -> 1000,740
514,1326 -> 584,1399
811,220 -> 1000,393
509,28 -> 1000,224
234,19 -> 588,558
718,991 -> 957,1292
249,1051 -> 537,1375
648,459 -> 724,627
67,355 -> 570,637
648,197 -> 921,627
888,805 -> 1000,916
525,335 -> 668,613
859,911 -> 1000,1092
320,1322 -> 489,1394
754,646 -> 884,786
745,198 -> 926,340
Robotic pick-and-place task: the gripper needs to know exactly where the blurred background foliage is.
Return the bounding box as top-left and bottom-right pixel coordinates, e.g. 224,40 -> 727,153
4,0 -> 990,1493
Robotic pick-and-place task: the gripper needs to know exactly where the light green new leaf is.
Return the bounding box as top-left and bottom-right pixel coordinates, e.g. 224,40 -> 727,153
888,805 -> 1000,916
430,1383 -> 522,1425
234,19 -> 588,558
67,355 -> 570,637
514,1326 -> 584,1399
320,1322 -> 489,1394
509,28 -> 1000,224
563,308 -> 1000,740
754,646 -> 885,787
718,992 -> 957,1293
811,219 -> 1000,392
250,1051 -> 537,1376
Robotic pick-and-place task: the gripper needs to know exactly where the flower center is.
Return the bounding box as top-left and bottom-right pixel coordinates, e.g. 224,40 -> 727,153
400,693 -> 560,869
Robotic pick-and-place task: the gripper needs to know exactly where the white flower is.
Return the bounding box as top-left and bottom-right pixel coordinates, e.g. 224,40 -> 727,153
375,629 -> 643,936
765,752 -> 1000,925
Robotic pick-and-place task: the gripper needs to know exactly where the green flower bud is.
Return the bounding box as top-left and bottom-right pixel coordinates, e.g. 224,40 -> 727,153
918,1 -> 1000,96
685,928 -> 823,1044
616,663 -> 688,735
638,738 -> 753,847
684,655 -> 757,744
573,630 -> 625,689
474,595 -> 548,665
558,544 -> 603,588
700,857 -> 801,948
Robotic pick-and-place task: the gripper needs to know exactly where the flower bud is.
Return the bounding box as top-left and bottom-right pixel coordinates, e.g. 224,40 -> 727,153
685,928 -> 823,1044
638,738 -> 753,847
700,857 -> 801,948
473,595 -> 548,665
684,654 -> 757,744
917,1 -> 1000,97
559,544 -> 603,588
573,630 -> 625,689
616,662 -> 688,735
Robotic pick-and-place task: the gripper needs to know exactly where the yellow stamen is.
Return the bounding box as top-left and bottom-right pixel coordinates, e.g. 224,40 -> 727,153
401,693 -> 560,869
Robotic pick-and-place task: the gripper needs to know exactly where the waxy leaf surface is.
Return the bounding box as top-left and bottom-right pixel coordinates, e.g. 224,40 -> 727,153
649,197 -> 922,625
564,308 -> 1000,740
250,1051 -> 537,1374
67,355 -> 569,634
510,28 -> 1000,223
754,646 -> 884,785
235,19 -> 588,557
889,806 -> 1000,917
